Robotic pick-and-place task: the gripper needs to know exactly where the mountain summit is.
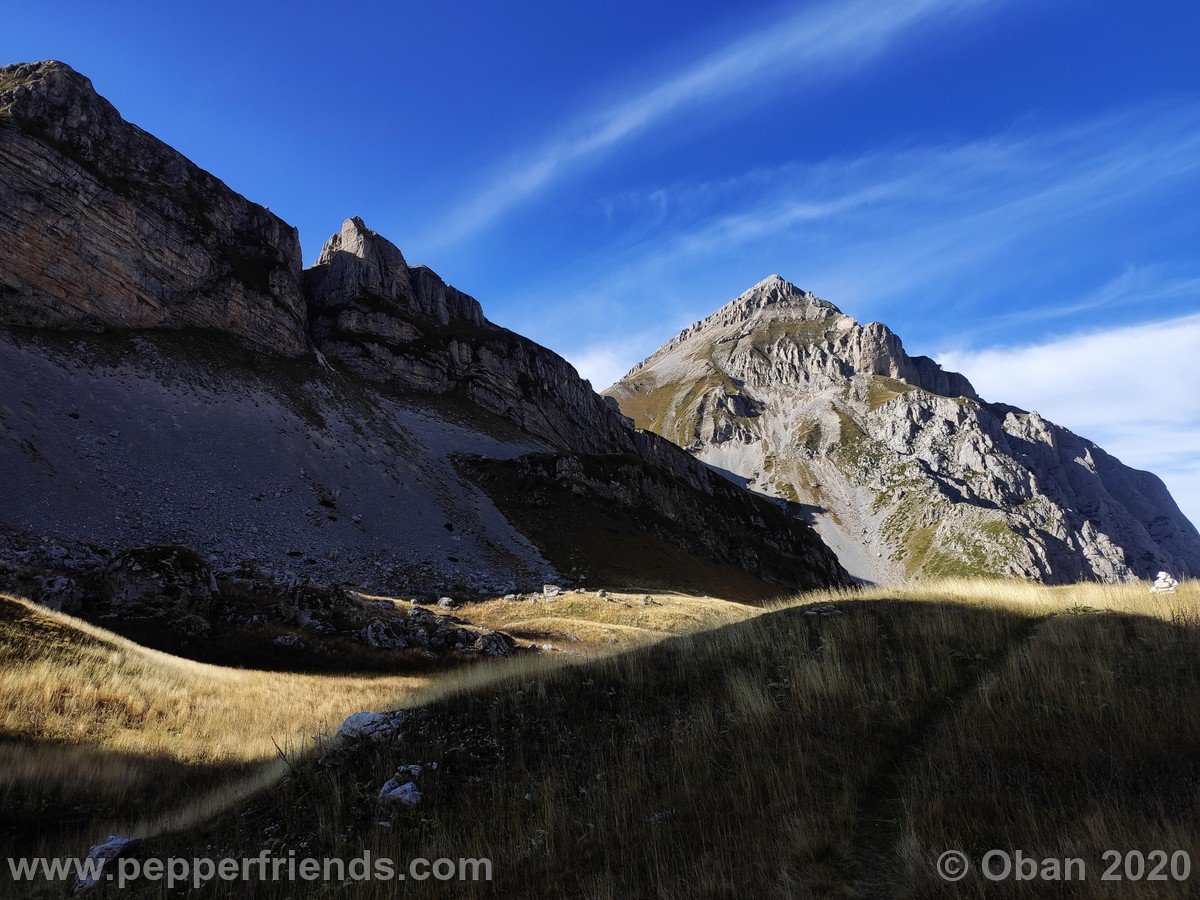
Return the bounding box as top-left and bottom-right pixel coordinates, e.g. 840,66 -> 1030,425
606,277 -> 1200,583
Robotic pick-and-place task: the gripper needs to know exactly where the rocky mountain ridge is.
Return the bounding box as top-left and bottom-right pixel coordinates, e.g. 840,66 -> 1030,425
607,276 -> 1200,584
0,60 -> 308,354
0,60 -> 846,602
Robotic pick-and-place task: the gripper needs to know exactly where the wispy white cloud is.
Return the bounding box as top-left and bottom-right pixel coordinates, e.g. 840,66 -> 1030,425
978,265 -> 1200,330
938,313 -> 1200,528
423,0 -> 995,249
524,99 -> 1200,353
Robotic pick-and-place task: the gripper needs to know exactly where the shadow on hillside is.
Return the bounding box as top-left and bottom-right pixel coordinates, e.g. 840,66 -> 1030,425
131,595 -> 1200,899
705,462 -> 831,527
0,737 -> 276,862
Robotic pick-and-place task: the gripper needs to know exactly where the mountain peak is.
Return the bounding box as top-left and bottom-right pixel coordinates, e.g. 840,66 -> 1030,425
304,218 -> 486,332
309,217 -> 413,309
318,216 -> 407,267
0,59 -> 85,93
607,277 -> 1200,584
730,274 -> 840,315
0,60 -> 121,142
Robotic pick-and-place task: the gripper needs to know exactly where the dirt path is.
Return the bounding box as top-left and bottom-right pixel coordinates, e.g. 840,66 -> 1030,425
847,611 -> 1046,898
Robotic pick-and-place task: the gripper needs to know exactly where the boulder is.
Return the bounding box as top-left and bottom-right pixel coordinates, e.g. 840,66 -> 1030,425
1151,571 -> 1179,594
473,631 -> 516,657
378,764 -> 424,808
32,573 -> 84,615
337,710 -> 405,742
73,834 -> 141,892
102,546 -> 217,620
359,618 -> 408,650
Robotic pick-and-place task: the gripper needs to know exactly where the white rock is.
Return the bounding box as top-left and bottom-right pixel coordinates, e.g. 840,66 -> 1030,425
1151,571 -> 1179,594
337,710 -> 404,741
73,835 -> 141,892
378,765 -> 424,807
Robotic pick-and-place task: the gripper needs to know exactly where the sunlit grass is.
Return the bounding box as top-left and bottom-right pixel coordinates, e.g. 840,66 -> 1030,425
142,575 -> 1200,898
0,587 -> 747,860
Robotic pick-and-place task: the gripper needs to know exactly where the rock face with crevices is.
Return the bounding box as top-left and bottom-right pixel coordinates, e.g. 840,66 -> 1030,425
304,216 -> 637,455
607,276 -> 1200,584
0,60 -> 308,354
302,218 -> 847,594
0,61 -> 848,600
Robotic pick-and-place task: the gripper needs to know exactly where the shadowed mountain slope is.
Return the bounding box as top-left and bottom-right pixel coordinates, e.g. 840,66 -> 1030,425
0,61 -> 846,600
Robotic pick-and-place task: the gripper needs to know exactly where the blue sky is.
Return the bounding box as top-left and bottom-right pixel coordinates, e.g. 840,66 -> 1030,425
7,1 -> 1200,526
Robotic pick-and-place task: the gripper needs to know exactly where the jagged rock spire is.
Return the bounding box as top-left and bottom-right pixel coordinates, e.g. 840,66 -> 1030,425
304,217 -> 482,328
308,217 -> 414,310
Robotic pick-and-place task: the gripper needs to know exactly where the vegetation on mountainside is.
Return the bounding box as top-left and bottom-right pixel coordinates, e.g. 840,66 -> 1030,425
462,589 -> 759,651
866,375 -> 917,411
133,579 -> 1200,899
745,316 -> 833,350
0,593 -> 432,858
0,587 -> 754,864
609,367 -> 738,449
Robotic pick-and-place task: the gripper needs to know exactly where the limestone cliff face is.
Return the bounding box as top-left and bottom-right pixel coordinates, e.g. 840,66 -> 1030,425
302,221 -> 848,591
306,217 -> 656,457
0,62 -> 847,597
0,61 -> 307,355
607,276 -> 1200,584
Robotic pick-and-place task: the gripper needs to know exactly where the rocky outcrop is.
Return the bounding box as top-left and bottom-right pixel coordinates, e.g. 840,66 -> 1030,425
0,61 -> 848,600
306,217 -> 484,332
98,545 -> 218,638
0,61 -> 307,355
103,545 -> 218,615
0,530 -> 523,660
607,276 -> 1200,584
304,217 -> 635,455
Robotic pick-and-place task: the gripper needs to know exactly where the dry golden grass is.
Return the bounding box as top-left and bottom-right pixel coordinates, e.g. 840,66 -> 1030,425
797,575 -> 1199,619
885,581 -> 1200,898
0,596 -> 430,760
455,589 -> 761,651
0,586 -> 744,862
140,576 -> 1200,899
0,592 -> 440,856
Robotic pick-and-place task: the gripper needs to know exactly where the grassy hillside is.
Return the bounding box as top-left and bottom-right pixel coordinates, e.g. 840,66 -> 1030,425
0,593 -> 437,858
0,588 -> 756,864
460,588 -> 761,651
130,579 -> 1200,898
